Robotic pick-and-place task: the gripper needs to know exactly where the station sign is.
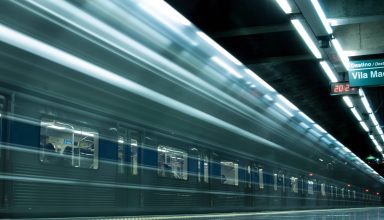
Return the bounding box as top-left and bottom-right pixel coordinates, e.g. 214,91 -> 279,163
330,81 -> 358,96
348,58 -> 384,87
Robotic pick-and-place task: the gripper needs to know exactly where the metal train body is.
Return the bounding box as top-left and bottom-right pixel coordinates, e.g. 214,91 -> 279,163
0,0 -> 382,218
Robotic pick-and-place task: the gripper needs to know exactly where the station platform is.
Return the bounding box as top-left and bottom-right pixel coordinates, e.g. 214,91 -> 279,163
14,207 -> 384,220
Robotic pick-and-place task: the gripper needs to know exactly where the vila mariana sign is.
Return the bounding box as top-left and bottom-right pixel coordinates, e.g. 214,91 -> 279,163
349,59 -> 384,87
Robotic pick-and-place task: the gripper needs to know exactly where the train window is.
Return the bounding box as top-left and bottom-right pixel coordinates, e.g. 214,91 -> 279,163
158,145 -> 188,180
273,173 -> 278,191
220,161 -> 238,186
321,183 -> 326,196
258,168 -> 264,189
307,180 -> 314,195
40,118 -> 99,169
198,153 -> 209,183
290,177 -> 298,193
130,135 -> 139,175
353,190 -> 356,199
341,188 -> 345,198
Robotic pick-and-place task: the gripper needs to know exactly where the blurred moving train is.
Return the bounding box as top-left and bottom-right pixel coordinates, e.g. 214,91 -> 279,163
0,0 -> 382,218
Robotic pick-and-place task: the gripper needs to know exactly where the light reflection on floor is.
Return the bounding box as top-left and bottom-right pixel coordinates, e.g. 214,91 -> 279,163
17,207 -> 384,220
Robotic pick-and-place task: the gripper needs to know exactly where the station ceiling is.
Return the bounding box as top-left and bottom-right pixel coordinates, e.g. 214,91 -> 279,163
165,0 -> 384,175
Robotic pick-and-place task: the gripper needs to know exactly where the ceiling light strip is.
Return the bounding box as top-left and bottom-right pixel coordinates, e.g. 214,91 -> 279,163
319,61 -> 338,82
310,0 -> 333,34
291,19 -> 322,59
275,0 -> 292,14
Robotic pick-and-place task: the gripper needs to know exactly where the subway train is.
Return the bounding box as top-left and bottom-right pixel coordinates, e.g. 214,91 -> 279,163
0,0 -> 382,218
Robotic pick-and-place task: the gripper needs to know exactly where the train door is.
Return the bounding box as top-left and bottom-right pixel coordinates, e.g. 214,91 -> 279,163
244,162 -> 256,207
116,128 -> 141,211
0,94 -> 7,211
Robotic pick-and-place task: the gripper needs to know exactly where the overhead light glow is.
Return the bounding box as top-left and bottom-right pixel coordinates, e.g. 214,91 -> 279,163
376,125 -> 383,135
197,31 -> 242,65
291,19 -> 322,59
381,135 -> 384,142
369,135 -> 375,140
277,94 -> 298,111
359,89 -> 373,114
211,56 -> 243,78
140,0 -> 192,26
342,96 -> 353,108
276,0 -> 292,14
300,122 -> 310,130
375,145 -> 383,152
360,121 -> 369,132
370,113 -> 379,126
311,0 -> 333,34
264,94 -> 274,101
320,61 -> 338,82
331,39 -> 350,70
350,107 -> 362,121
244,69 -> 275,92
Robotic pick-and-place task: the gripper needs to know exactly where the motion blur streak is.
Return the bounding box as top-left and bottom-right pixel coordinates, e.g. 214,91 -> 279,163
0,24 -> 286,152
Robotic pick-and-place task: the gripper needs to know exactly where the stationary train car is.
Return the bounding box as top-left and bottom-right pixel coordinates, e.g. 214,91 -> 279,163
0,0 -> 382,218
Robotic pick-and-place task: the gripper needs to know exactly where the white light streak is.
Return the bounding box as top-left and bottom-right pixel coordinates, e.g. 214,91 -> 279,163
314,124 -> 326,133
300,122 -> 310,130
275,103 -> 294,117
244,69 -> 275,92
277,94 -> 298,111
381,135 -> 384,142
342,96 -> 353,108
360,121 -> 369,132
376,125 -> 383,135
359,89 -> 373,114
140,0 -> 192,26
299,111 -> 314,124
197,31 -> 242,65
331,39 -> 349,70
311,0 -> 333,34
291,19 -> 322,59
350,107 -> 362,121
370,113 -> 379,126
0,23 -> 284,152
211,56 -> 243,78
276,0 -> 292,14
263,94 -> 273,101
320,61 -> 338,82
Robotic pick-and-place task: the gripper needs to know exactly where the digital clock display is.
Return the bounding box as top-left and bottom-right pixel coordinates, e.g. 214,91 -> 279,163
330,82 -> 358,96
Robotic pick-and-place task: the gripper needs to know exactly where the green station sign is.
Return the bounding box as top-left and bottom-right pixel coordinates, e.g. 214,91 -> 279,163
348,58 -> 384,87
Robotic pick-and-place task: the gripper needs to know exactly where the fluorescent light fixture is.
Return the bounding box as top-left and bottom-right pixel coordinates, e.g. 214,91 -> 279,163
360,121 -> 369,132
244,69 -> 275,92
342,96 -> 353,108
369,135 -> 375,140
327,134 -> 336,141
197,31 -> 242,65
275,103 -> 294,117
320,61 -> 338,82
277,94 -> 298,111
373,139 -> 379,146
276,0 -> 292,14
311,0 -> 333,34
376,125 -> 383,135
211,56 -> 243,78
375,145 -> 383,152
370,113 -> 379,126
331,39 -> 349,70
359,89 -> 373,114
381,135 -> 384,142
118,139 -> 124,144
314,124 -> 326,133
299,111 -> 314,124
291,19 -> 322,59
350,107 -> 362,121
